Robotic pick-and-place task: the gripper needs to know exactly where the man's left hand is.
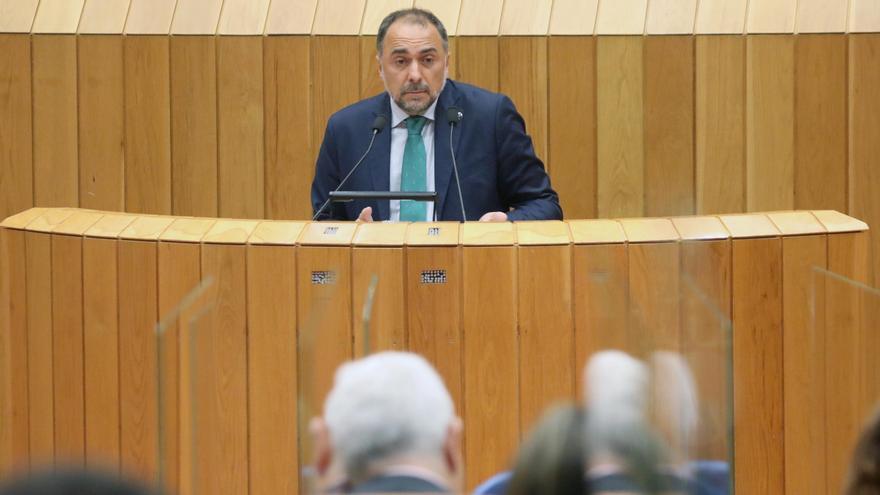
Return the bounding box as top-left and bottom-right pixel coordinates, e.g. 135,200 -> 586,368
479,211 -> 508,222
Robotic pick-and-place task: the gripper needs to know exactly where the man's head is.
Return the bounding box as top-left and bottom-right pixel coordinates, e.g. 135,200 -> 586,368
312,352 -> 462,487
376,8 -> 449,116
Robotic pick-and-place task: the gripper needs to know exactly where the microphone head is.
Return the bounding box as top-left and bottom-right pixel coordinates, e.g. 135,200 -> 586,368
371,114 -> 388,132
446,107 -> 463,125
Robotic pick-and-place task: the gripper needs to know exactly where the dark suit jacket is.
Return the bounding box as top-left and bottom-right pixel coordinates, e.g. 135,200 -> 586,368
349,474 -> 447,493
311,80 -> 562,221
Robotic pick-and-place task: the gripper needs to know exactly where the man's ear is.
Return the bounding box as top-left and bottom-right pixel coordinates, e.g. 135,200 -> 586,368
309,417 -> 333,476
443,417 -> 464,475
377,55 -> 385,82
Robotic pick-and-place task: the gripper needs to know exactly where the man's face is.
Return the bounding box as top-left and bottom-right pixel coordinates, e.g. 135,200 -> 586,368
378,19 -> 448,115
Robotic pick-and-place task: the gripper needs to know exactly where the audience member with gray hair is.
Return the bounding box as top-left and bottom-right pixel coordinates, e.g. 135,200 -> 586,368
310,351 -> 463,493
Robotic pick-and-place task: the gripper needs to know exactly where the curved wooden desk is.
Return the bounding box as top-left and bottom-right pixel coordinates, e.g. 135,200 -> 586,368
0,208 -> 871,495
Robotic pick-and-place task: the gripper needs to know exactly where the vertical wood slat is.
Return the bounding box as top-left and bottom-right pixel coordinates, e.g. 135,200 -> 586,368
597,36 -> 644,218
499,37 -> 548,169
746,35 -> 795,212
311,36 -> 361,173
644,35 -> 694,217
732,237 -> 784,495
548,36 -> 596,219
455,37 -> 499,92
628,243 -> 680,353
217,36 -> 265,219
247,245 -> 298,495
517,245 -> 574,431
197,245 -> 249,495
0,34 -> 33,222
782,235 -> 827,495
462,246 -> 518,490
25,232 -> 54,464
32,35 -> 79,208
78,35 -> 124,211
83,237 -> 121,469
695,35 -> 745,214
51,234 -> 85,462
264,36 -> 313,220
795,35 -> 847,212
124,36 -> 172,214
359,36 -> 383,100
170,36 -> 218,217
352,249 -> 406,354
118,240 -> 159,482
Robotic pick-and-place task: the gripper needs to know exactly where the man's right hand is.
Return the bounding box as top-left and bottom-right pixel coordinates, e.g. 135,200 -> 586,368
357,207 -> 374,222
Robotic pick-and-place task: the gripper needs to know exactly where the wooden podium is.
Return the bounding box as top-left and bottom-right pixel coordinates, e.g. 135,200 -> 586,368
0,208 -> 872,495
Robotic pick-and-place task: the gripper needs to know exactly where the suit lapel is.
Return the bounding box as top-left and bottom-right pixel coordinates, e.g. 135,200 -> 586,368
434,81 -> 463,220
370,94 -> 392,221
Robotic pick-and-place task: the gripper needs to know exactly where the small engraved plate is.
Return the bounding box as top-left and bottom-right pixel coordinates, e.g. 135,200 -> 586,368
420,269 -> 447,284
311,270 -> 337,285
323,226 -> 338,235
427,227 -> 440,236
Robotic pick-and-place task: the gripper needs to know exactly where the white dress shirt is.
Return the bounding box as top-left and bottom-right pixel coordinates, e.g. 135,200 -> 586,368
388,97 -> 437,222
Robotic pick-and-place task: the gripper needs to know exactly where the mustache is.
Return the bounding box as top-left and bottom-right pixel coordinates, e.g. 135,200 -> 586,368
401,82 -> 430,94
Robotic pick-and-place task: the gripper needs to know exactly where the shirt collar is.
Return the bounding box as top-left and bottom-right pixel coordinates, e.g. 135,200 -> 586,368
388,88 -> 441,128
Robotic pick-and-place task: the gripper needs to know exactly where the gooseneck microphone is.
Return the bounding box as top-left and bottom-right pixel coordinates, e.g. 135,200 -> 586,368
445,107 -> 468,222
313,114 -> 388,221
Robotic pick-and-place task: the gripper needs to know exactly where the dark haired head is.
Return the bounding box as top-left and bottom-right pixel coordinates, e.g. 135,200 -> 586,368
376,8 -> 448,55
0,467 -> 162,495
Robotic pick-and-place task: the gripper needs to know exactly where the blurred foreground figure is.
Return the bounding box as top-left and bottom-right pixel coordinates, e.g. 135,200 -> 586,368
310,351 -> 463,493
0,467 -> 160,495
845,405 -> 880,494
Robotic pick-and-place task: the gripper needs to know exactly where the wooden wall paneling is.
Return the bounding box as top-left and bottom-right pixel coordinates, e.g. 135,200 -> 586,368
848,34 -> 880,287
796,0 -> 847,33
782,234 -> 827,495
352,249 -> 406,355
118,240 -> 159,481
0,229 -> 30,472
170,36 -> 218,217
825,232 -> 870,494
680,239 -> 731,460
455,37 -> 499,92
82,237 -> 121,469
0,0 -> 40,32
849,0 -> 880,33
263,36 -> 312,219
51,234 -> 85,462
746,35 -> 795,211
500,37 -> 548,167
457,0 -> 503,36
32,35 -> 79,207
246,245 -> 298,495
78,0 -> 131,34
265,0 -> 318,34
124,0 -> 176,35
548,0 -> 598,35
645,0 -> 697,35
548,36 -> 596,218
795,35 -> 847,212
517,244 -> 574,430
413,0 -> 461,35
311,36 -> 362,168
218,0 -> 271,35
695,0 -> 747,34
731,237 -> 784,495
170,0 -> 222,35
217,36 -> 265,219
747,0 -> 797,34
499,0 -> 552,35
360,36 -> 384,99
0,34 -> 34,221
361,0 -> 413,35
595,0 -> 647,35
695,35 -> 745,214
195,245 -> 249,495
78,35 -> 124,211
643,35 -> 695,216
597,36 -> 644,218
124,36 -> 172,214
627,242 -> 680,354
462,245 -> 518,490
25,232 -> 54,464
311,0 -> 367,34
32,0 -> 86,34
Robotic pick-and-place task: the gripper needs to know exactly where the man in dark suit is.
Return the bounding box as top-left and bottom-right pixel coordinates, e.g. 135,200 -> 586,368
311,8 -> 562,222
310,352 -> 462,493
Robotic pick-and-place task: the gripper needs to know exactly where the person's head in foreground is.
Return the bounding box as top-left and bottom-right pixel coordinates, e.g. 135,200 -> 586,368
0,466 -> 160,495
311,351 -> 463,493
376,8 -> 449,116
845,404 -> 880,494
507,402 -> 590,495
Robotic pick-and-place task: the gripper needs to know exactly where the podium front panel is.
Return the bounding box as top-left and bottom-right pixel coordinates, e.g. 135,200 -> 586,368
0,228 -> 28,473
628,242 -> 681,353
352,247 -> 406,355
25,231 -> 53,464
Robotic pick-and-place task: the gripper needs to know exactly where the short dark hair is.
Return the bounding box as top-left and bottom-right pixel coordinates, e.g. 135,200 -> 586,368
376,8 -> 448,55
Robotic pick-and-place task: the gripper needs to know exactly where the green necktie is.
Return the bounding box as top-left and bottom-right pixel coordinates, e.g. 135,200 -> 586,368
400,116 -> 428,222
